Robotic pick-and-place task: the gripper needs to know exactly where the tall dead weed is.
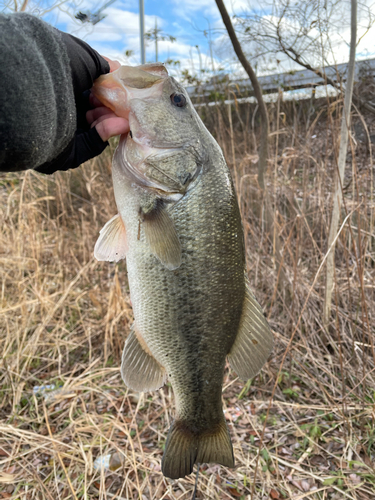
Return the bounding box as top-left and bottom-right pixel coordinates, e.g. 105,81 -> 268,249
1,98 -> 374,499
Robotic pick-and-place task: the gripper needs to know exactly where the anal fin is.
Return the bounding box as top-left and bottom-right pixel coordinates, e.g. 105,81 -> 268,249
121,324 -> 166,392
228,282 -> 273,380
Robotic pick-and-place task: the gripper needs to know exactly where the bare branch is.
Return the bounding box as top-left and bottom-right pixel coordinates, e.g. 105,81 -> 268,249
20,0 -> 28,12
215,0 -> 289,295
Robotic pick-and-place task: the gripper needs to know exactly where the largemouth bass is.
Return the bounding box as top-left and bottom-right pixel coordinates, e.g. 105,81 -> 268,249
92,63 -> 273,480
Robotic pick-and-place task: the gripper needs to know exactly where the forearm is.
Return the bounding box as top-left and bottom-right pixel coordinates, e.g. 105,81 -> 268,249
0,13 -> 76,172
0,13 -> 110,173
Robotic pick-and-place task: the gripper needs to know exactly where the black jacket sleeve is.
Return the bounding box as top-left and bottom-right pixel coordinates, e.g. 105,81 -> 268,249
35,32 -> 111,174
60,31 -> 109,104
0,13 -> 110,174
35,127 -> 107,174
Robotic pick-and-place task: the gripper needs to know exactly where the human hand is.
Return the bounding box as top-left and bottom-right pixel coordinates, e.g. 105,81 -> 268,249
101,56 -> 121,73
86,59 -> 129,142
35,40 -> 127,175
86,104 -> 130,142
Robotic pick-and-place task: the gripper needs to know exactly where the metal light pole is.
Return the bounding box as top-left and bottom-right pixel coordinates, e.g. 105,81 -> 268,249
139,0 -> 145,64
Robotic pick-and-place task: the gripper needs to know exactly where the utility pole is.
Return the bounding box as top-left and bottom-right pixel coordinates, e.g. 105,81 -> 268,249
155,17 -> 158,62
145,18 -> 176,62
139,0 -> 145,64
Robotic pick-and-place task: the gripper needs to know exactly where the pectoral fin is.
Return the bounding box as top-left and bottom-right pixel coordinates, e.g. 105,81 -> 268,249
94,214 -> 128,262
228,283 -> 273,380
121,324 -> 166,392
141,202 -> 182,271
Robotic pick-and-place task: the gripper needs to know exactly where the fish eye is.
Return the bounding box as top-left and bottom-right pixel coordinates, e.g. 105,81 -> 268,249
170,93 -> 186,108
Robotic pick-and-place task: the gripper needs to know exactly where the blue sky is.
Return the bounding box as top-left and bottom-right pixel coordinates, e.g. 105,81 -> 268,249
44,0 -> 234,78
2,0 -> 375,81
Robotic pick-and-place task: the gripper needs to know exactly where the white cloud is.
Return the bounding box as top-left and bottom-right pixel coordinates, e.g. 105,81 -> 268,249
8,0 -> 374,80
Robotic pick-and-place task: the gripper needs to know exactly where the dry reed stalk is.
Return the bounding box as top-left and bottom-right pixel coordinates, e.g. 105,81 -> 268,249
1,92 -> 374,499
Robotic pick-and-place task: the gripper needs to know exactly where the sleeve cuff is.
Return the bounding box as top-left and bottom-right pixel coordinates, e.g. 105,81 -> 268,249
34,127 -> 108,175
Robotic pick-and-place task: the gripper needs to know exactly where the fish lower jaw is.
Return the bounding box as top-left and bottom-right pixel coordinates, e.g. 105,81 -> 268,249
123,145 -> 186,198
127,178 -> 183,201
131,139 -> 183,160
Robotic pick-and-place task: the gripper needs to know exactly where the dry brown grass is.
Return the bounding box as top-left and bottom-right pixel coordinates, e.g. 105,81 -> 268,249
1,95 -> 374,500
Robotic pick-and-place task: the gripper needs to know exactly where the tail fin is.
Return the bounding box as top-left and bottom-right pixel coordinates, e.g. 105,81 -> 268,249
161,419 -> 234,479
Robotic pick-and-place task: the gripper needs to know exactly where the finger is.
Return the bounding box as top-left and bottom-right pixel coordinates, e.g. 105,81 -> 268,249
101,56 -> 121,72
95,117 -> 130,141
90,112 -> 119,128
86,106 -> 116,125
89,93 -> 104,108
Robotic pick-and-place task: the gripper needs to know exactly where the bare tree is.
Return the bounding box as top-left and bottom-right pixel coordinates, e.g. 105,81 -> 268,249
235,0 -> 375,113
215,0 -> 288,294
2,0 -> 30,10
3,0 -> 72,16
323,0 -> 357,327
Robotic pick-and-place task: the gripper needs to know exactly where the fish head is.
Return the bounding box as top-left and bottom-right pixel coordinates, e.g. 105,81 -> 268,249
93,64 -> 209,269
92,64 -> 207,196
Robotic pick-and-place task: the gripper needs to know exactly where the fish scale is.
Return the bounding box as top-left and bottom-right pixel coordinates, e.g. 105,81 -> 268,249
135,151 -> 244,407
92,62 -> 273,479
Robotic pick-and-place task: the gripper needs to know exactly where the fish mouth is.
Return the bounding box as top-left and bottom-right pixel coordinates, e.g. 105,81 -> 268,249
93,64 -> 186,149
93,64 -> 199,200
92,65 -> 168,120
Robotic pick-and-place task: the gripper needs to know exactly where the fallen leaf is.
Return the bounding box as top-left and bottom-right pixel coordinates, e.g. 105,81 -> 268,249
280,447 -> 292,455
309,454 -> 327,466
205,464 -> 220,474
322,477 -> 337,486
349,474 -> 361,485
227,487 -> 242,497
109,452 -> 124,471
270,488 -> 280,499
290,480 -> 300,490
363,455 -> 372,467
301,480 -> 310,492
